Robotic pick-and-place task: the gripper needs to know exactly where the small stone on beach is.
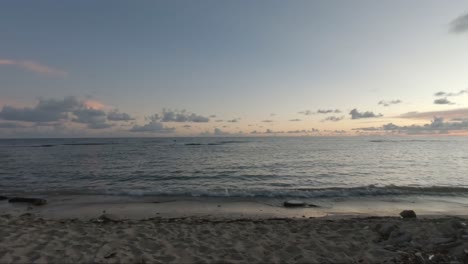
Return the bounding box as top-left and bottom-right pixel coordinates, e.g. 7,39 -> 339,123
95,214 -> 120,223
104,252 -> 116,259
399,210 -> 417,219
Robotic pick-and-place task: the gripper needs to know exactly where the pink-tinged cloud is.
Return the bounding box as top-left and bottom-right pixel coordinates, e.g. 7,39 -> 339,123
83,99 -> 106,110
399,108 -> 468,120
0,59 -> 67,76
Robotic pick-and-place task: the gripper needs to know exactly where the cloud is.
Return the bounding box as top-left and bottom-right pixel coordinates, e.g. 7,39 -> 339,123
198,128 -> 243,136
251,128 -> 319,135
433,88 -> 468,97
0,59 -> 67,76
0,96 -> 81,122
214,128 -> 229,135
262,120 -> 274,123
72,108 -> 112,129
0,96 -> 126,129
159,109 -> 210,123
251,129 -> 283,134
450,13 -> 468,34
86,122 -> 113,129
0,122 -> 27,128
227,118 -> 240,123
299,109 -> 341,115
130,115 -> 175,133
83,99 -> 106,110
352,126 -> 380,132
355,117 -> 468,134
289,119 -> 301,122
298,110 -> 313,115
322,116 -> 344,122
107,110 -> 134,121
378,100 -> 402,107
332,130 -> 346,134
433,98 -> 454,105
215,119 -> 223,122
287,129 -> 319,134
317,109 -> 341,114
399,108 -> 468,120
349,109 -> 382,119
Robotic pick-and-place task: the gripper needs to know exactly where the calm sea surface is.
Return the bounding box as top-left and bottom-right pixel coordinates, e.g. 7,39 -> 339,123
1,137 -> 468,198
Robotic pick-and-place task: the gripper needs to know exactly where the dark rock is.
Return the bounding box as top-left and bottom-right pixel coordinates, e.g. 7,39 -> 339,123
104,252 -> 116,259
437,241 -> 463,250
399,210 -> 417,219
438,222 -> 458,238
20,213 -> 33,218
433,237 -> 456,245
450,219 -> 465,229
95,213 -> 120,223
283,200 -> 306,207
8,197 -> 47,206
0,196 -> 7,200
376,223 -> 399,240
388,231 -> 412,244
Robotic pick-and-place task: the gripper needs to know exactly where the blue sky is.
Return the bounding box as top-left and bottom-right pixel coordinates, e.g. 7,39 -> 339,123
1,0 -> 468,137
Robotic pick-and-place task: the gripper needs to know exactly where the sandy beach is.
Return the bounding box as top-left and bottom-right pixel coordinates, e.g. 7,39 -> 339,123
1,214 -> 468,263
1,196 -> 468,263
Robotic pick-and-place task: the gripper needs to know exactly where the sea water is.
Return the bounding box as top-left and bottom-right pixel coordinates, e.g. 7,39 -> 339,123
1,137 -> 468,199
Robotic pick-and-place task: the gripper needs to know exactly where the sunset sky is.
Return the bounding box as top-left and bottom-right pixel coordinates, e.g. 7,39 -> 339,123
1,0 -> 468,137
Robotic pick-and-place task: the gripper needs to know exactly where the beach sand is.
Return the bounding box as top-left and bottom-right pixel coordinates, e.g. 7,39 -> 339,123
1,196 -> 468,263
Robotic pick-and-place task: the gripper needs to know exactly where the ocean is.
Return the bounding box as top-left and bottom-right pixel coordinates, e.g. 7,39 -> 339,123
1,137 -> 468,199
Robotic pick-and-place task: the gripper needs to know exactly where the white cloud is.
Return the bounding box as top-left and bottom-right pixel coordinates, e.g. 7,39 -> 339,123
0,59 -> 67,76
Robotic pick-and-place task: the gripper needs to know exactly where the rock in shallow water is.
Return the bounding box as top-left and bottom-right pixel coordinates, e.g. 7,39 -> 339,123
283,200 -> 306,207
399,210 -> 417,219
8,197 -> 47,206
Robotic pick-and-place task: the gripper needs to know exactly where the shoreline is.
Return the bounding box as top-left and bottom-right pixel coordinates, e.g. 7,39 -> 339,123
1,194 -> 468,220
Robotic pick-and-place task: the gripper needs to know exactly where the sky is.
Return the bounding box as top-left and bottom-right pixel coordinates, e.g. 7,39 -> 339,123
1,0 -> 468,137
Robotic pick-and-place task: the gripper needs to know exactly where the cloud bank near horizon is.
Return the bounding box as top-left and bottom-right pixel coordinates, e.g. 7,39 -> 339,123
1,95 -> 468,137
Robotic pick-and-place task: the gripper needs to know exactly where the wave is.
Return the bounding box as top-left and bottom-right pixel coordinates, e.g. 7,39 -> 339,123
369,139 -> 444,143
103,185 -> 468,198
20,142 -> 118,148
184,140 -> 247,146
10,185 -> 468,199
